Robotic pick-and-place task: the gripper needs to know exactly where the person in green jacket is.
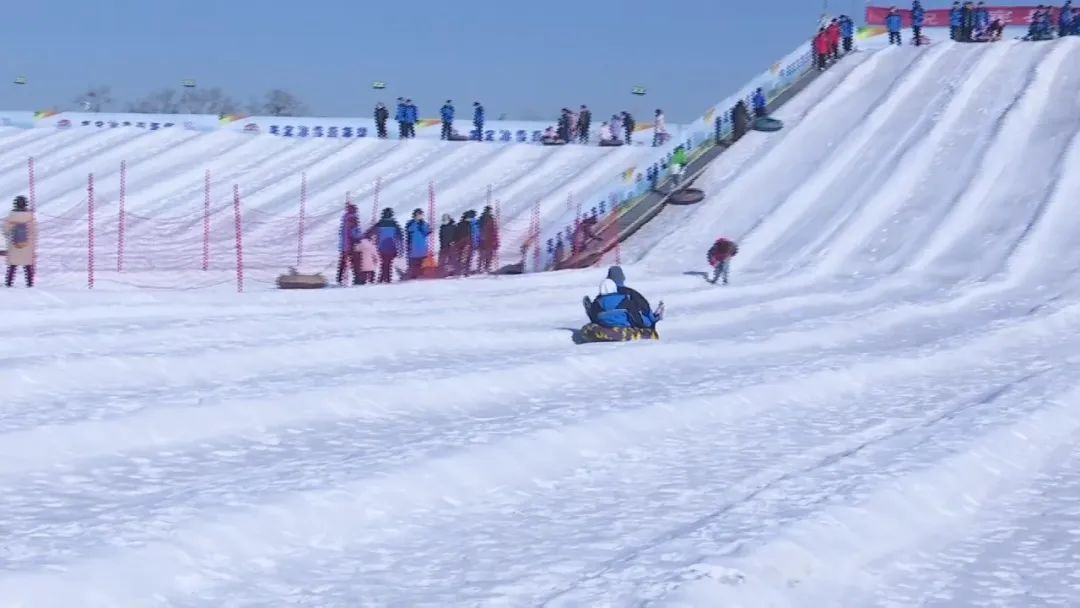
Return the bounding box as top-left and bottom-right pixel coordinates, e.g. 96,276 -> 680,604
670,146 -> 689,185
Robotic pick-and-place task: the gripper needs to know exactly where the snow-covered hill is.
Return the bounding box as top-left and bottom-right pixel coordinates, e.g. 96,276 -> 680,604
3,37 -> 1080,607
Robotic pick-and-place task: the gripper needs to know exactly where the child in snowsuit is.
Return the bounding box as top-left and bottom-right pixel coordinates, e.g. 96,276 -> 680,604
708,237 -> 739,285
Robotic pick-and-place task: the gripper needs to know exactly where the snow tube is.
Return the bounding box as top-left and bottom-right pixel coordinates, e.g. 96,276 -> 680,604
751,116 -> 784,132
599,139 -> 624,147
578,323 -> 659,343
276,270 -> 327,289
668,188 -> 706,205
542,139 -> 567,146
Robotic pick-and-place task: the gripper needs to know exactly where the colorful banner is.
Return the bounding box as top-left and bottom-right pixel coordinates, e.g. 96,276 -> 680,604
865,5 -> 1056,27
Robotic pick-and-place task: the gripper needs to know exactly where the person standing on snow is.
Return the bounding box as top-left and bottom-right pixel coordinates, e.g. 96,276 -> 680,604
961,1 -> 976,42
912,1 -> 926,46
336,203 -> 361,286
814,27 -> 830,70
404,208 -> 432,279
578,105 -> 592,143
950,1 -> 963,40
827,18 -> 841,60
405,99 -> 419,138
477,205 -> 500,273
653,109 -> 668,146
1060,1 -> 1075,36
839,14 -> 855,53
670,145 -> 689,185
440,100 -> 455,141
395,97 -> 407,139
707,237 -> 739,285
622,111 -> 635,145
371,207 -> 403,283
752,88 -> 768,119
472,102 -> 485,141
438,213 -> 457,272
354,235 -> 378,285
975,2 -> 990,36
886,7 -> 903,45
374,102 -> 390,139
4,195 -> 36,288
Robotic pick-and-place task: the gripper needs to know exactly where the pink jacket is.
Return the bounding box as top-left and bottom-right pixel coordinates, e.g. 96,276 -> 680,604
354,237 -> 378,271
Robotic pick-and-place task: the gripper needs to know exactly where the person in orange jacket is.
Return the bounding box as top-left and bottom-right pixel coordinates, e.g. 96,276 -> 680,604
707,237 -> 739,285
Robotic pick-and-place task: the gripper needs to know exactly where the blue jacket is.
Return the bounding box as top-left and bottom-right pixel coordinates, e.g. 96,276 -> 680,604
976,8 -> 989,29
373,218 -> 402,256
912,4 -> 925,27
590,289 -> 658,329
470,218 -> 480,248
1063,3 -> 1074,25
886,13 -> 902,33
403,104 -> 418,124
752,90 -> 766,111
473,105 -> 484,125
440,104 -> 454,122
840,16 -> 854,38
395,103 -> 406,122
404,218 -> 431,259
950,7 -> 963,26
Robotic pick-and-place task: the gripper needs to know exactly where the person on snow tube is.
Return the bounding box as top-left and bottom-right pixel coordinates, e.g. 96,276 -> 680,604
582,266 -> 662,341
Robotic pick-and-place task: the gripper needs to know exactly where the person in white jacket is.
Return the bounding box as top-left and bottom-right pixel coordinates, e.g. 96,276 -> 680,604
598,122 -> 615,144
4,195 -> 36,287
652,109 -> 668,147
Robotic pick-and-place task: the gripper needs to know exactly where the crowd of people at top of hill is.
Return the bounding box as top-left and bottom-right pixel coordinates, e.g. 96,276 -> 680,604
369,99 -> 673,148
813,15 -> 857,70
881,1 -> 1079,46
335,203 -> 500,286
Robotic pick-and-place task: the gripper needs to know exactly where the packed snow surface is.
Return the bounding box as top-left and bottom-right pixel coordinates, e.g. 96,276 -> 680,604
3,38 -> 1080,607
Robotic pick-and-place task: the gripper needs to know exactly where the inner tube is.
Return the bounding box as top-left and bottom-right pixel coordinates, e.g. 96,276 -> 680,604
752,116 -> 784,132
542,139 -> 567,146
668,188 -> 706,205
599,139 -> 625,147
578,323 -> 659,343
276,272 -> 328,289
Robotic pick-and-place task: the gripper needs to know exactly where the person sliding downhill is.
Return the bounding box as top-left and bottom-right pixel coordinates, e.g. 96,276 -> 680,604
580,266 -> 664,342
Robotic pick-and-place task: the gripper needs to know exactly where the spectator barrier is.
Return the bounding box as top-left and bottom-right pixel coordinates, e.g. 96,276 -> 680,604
14,156 -> 541,291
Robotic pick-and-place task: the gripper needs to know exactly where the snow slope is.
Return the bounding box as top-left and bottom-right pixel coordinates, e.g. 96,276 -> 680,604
3,37 -> 1080,607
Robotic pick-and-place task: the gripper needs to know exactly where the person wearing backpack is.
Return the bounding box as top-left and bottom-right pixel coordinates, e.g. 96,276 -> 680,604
707,237 -> 738,285
4,195 -> 36,287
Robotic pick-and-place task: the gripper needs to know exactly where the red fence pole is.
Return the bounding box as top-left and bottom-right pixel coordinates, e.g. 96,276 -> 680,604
427,181 -> 436,257
531,200 -> 541,272
117,160 -> 126,272
611,193 -> 621,265
494,199 -> 502,271
28,157 -> 37,270
486,183 -> 492,210
87,173 -> 95,289
371,176 -> 381,225
297,172 -> 307,267
203,169 -> 211,271
233,184 -> 244,293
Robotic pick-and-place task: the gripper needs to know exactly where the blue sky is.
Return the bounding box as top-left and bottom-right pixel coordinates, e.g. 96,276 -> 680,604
0,0 -> 983,122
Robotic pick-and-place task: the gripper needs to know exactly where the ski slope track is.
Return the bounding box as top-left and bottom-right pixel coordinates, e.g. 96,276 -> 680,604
3,38 -> 1080,607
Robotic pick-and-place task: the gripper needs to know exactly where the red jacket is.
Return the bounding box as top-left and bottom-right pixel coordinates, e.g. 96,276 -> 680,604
814,32 -> 830,55
827,23 -> 841,45
708,238 -> 738,266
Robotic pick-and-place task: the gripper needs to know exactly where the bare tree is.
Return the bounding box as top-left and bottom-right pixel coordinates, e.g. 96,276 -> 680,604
73,85 -> 113,112
254,89 -> 309,117
127,88 -> 181,114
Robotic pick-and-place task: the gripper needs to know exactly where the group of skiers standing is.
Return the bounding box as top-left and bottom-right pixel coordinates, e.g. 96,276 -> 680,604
336,203 -> 500,286
814,15 -> 856,69
547,107 -> 669,148
370,99 -> 487,141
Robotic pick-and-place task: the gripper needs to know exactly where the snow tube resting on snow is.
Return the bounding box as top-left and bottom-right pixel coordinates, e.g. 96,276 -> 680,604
276,269 -> 328,289
667,188 -> 706,205
751,116 -> 784,132
577,323 -> 659,343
